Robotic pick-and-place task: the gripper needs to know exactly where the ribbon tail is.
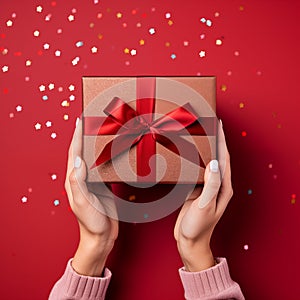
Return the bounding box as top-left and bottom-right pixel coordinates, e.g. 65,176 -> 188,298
154,133 -> 205,168
91,134 -> 141,169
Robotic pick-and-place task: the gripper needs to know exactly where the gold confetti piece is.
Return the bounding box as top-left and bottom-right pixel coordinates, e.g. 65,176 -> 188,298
216,39 -> 222,45
239,5 -> 244,11
116,12 -> 122,18
277,124 -> 282,129
98,34 -> 103,40
221,84 -> 227,91
168,20 -> 173,26
139,39 -> 145,45
63,114 -> 69,120
124,48 -> 130,54
291,199 -> 296,204
61,100 -> 70,107
165,42 -> 170,47
239,102 -> 245,108
129,195 -> 136,201
89,23 -> 94,28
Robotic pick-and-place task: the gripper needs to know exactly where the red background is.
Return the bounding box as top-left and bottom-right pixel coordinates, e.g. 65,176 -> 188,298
1,0 -> 299,299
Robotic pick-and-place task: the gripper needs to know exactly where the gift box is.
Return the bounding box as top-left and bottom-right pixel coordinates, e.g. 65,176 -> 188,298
82,76 -> 217,184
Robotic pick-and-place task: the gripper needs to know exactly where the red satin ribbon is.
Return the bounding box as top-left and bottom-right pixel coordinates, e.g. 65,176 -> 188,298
84,77 -> 216,180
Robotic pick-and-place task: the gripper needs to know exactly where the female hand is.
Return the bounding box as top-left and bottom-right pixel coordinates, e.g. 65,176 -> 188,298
174,121 -> 233,272
65,119 -> 118,276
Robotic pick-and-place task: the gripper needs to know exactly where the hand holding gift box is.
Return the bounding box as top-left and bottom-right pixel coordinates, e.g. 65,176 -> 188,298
82,77 -> 217,184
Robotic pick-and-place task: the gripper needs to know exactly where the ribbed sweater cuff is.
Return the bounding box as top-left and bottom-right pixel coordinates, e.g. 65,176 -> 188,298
179,257 -> 237,299
63,259 -> 111,299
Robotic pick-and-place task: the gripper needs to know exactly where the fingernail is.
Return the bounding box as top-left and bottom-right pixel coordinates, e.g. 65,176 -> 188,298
76,117 -> 80,127
210,160 -> 219,173
219,119 -> 223,128
74,156 -> 82,168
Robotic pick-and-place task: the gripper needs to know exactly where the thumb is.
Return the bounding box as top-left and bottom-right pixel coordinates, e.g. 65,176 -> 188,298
198,160 -> 221,209
69,156 -> 89,202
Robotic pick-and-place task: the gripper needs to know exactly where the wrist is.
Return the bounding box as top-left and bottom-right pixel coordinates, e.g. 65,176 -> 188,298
72,234 -> 114,277
178,241 -> 215,272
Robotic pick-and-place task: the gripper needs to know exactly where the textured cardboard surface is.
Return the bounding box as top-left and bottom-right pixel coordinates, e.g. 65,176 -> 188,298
83,77 -> 216,183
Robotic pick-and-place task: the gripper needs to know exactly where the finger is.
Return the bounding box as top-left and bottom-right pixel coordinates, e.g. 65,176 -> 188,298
66,118 -> 82,197
217,119 -> 228,180
216,121 -> 233,216
69,155 -> 90,207
197,160 -> 221,209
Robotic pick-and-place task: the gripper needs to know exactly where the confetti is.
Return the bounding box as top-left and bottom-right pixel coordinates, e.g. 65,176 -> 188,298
25,60 -> 32,66
48,83 -> 55,90
116,12 -> 122,19
139,39 -> 145,45
239,102 -> 245,108
50,132 -> 57,139
170,53 -> 176,59
68,15 -> 75,22
241,131 -> 247,137
69,85 -> 75,91
165,12 -> 171,19
45,14 -> 52,21
61,100 -> 70,107
6,20 -> 13,27
216,39 -> 222,45
16,105 -> 22,112
234,50 -> 240,56
36,5 -> 43,13
53,199 -> 60,206
69,95 -> 75,101
63,114 -> 69,120
39,85 -> 46,91
248,189 -> 253,195
35,123 -> 42,130
130,49 -> 137,56
42,95 -> 48,101
199,50 -> 206,58
43,43 -> 50,50
183,41 -> 189,46
75,41 -> 84,47
291,194 -> 296,204
51,174 -> 57,180
45,121 -> 52,127
149,28 -> 156,35
91,46 -> 98,53
72,57 -> 80,65
55,50 -> 61,57
220,84 -> 227,91
243,244 -> 249,250
2,65 -> 9,72
129,195 -> 136,201
21,196 -> 28,203
33,30 -> 40,37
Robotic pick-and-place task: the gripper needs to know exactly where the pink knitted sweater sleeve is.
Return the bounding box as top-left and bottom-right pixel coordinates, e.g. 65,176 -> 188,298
49,257 -> 244,299
49,259 -> 111,300
179,257 -> 245,300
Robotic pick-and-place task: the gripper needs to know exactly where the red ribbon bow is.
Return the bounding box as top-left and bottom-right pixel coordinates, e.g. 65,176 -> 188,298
84,77 -> 216,180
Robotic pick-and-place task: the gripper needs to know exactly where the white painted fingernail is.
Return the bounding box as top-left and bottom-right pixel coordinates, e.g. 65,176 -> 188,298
74,156 -> 82,168
219,119 -> 223,128
76,117 -> 80,127
210,160 -> 219,173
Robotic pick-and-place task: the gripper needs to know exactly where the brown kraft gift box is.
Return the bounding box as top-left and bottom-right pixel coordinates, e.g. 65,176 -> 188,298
82,76 -> 217,184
